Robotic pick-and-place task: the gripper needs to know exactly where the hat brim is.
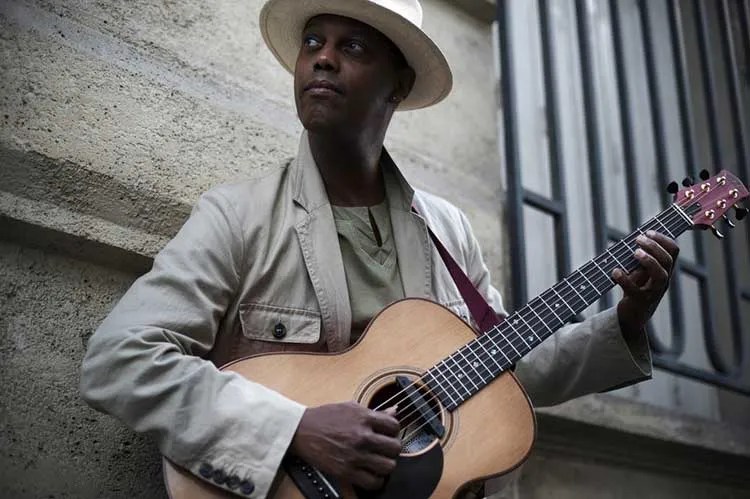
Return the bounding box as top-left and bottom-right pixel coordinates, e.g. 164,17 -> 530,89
259,0 -> 453,111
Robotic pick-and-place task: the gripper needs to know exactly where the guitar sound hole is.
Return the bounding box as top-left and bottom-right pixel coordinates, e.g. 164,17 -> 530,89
366,376 -> 444,455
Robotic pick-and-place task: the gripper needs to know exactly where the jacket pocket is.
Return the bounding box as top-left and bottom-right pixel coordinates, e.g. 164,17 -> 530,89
239,303 -> 322,344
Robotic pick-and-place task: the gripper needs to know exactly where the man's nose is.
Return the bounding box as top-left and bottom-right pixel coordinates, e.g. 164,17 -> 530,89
313,43 -> 339,72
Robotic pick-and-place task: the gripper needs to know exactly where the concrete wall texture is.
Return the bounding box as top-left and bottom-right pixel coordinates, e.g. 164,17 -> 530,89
0,0 -> 748,498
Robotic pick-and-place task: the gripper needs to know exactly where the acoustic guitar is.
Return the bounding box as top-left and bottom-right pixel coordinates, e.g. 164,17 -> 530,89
163,170 -> 748,498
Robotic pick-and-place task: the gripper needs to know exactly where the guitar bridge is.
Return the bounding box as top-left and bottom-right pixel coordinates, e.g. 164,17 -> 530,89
283,456 -> 340,499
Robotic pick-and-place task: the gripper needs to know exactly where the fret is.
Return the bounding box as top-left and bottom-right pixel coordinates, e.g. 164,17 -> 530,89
473,337 -> 505,374
610,241 -> 637,273
454,349 -> 485,388
563,276 -> 589,307
595,253 -> 617,276
464,342 -> 497,380
441,355 -> 473,398
425,364 -> 459,408
516,311 -> 539,343
589,257 -> 611,284
577,267 -> 603,296
526,301 -> 554,337
483,330 -> 515,366
512,316 -> 534,348
436,359 -> 469,401
671,202 -> 693,226
502,319 -> 526,356
605,247 -> 624,269
538,292 -> 564,325
550,286 -> 577,315
438,359 -> 468,402
655,217 -> 674,238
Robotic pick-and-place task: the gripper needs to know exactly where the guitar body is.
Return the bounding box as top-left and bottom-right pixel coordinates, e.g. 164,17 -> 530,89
164,299 -> 535,498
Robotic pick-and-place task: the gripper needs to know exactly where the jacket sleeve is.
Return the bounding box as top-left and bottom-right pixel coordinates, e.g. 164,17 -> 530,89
458,211 -> 652,408
79,189 -> 305,498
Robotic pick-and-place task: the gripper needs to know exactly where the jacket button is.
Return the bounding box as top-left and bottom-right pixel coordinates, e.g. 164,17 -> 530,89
240,479 -> 255,495
226,475 -> 240,489
212,469 -> 226,484
198,463 -> 213,479
273,322 -> 287,339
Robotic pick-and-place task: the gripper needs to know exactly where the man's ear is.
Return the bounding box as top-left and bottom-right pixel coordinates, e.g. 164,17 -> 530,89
392,66 -> 416,103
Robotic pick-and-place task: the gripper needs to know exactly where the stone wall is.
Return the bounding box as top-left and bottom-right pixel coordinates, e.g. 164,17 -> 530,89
1,0 -> 503,497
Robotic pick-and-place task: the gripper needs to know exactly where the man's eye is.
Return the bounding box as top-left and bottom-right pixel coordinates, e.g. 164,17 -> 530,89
346,41 -> 365,54
303,35 -> 322,48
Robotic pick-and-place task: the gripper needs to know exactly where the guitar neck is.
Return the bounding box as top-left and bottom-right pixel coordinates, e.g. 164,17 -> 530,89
425,203 -> 695,411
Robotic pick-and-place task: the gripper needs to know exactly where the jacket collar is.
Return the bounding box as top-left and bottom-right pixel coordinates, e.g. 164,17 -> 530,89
291,131 -> 434,350
290,130 -> 330,214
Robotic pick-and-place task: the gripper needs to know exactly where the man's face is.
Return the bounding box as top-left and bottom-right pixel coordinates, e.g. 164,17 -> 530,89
294,14 -> 410,135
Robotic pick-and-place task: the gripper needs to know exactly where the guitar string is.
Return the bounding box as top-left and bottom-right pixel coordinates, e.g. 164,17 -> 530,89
390,206 -> 690,433
395,190 -> 730,442
376,203 -> 691,430
371,188 -> 722,435
376,195 -> 705,431
377,204 -> 691,428
402,208 -> 696,441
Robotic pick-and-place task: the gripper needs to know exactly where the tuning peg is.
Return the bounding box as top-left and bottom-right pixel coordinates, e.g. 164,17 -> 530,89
710,225 -> 725,239
682,176 -> 694,187
699,169 -> 710,180
735,205 -> 748,220
666,181 -> 679,194
722,214 -> 736,228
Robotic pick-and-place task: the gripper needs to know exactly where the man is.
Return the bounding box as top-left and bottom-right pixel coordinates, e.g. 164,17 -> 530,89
80,0 -> 679,497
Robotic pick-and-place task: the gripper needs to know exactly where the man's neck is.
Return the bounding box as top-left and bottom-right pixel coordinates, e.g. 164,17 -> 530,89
308,130 -> 386,207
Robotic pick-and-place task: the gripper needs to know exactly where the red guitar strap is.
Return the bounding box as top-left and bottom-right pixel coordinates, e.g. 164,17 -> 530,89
421,221 -> 505,334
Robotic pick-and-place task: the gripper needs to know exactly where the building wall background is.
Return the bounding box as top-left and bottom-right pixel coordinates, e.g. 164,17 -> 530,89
0,0 -> 748,498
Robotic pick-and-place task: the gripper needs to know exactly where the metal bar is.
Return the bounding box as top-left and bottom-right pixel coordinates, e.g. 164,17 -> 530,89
575,0 -> 611,310
637,0 -> 686,357
609,0 -> 642,230
653,356 -> 750,396
678,259 -> 709,279
523,189 -> 565,215
538,0 -> 574,288
741,1 -> 750,132
718,0 -> 750,249
718,0 -> 749,180
692,0 -> 743,375
668,0 -> 719,376
607,1 -> 666,355
497,0 -> 528,310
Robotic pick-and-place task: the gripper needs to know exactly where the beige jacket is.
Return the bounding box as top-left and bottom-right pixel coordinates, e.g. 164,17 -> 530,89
79,132 -> 651,498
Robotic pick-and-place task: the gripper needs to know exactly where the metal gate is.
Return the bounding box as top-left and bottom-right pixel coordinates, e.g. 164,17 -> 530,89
496,0 -> 750,401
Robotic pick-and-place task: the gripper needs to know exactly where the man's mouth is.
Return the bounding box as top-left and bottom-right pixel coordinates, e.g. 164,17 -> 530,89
304,80 -> 344,96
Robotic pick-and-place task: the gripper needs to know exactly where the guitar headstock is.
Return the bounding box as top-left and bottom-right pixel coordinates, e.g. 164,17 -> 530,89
668,170 -> 749,238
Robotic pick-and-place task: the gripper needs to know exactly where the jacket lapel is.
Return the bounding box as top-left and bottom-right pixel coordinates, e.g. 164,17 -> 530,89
382,150 -> 435,301
292,133 -> 352,351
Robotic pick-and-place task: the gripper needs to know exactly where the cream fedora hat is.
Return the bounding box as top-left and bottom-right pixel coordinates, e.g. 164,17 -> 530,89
259,0 -> 453,110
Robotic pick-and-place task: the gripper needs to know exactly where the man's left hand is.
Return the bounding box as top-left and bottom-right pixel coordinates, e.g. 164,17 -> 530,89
612,230 -> 679,335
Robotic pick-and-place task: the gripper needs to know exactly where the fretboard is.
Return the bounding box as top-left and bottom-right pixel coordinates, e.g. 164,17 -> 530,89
424,203 -> 695,411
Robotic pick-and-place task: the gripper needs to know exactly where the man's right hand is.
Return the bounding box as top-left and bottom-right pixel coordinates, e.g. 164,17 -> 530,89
289,401 -> 402,490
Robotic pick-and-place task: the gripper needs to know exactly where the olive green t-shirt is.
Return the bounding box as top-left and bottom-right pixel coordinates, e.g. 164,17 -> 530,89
331,200 -> 405,343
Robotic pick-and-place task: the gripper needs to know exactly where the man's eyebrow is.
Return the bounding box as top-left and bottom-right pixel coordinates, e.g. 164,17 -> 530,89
303,21 -> 377,40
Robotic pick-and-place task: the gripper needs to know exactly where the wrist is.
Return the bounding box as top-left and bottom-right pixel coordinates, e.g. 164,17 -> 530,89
617,301 -> 645,340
